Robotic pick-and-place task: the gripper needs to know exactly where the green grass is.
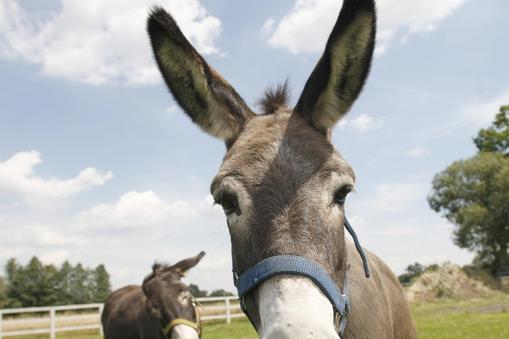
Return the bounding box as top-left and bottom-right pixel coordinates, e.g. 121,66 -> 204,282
202,319 -> 256,339
10,296 -> 509,339
413,296 -> 509,339
14,332 -> 101,339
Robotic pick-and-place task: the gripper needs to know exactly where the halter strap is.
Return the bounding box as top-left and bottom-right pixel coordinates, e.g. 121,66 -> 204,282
232,218 -> 369,336
164,318 -> 201,335
162,302 -> 201,337
345,219 -> 370,278
234,255 -> 350,335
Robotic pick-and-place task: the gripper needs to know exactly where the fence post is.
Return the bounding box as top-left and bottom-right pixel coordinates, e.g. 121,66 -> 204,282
50,308 -> 56,339
225,298 -> 231,324
99,304 -> 104,337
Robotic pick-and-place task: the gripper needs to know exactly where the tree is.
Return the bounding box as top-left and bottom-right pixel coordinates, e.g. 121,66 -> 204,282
68,263 -> 93,304
188,284 -> 207,297
398,263 -> 425,285
6,257 -> 59,307
5,258 -> 22,307
474,105 -> 509,154
55,261 -> 74,305
0,276 -> 7,308
3,257 -> 113,307
398,263 -> 440,284
428,151 -> 509,276
92,264 -> 112,302
209,289 -> 235,297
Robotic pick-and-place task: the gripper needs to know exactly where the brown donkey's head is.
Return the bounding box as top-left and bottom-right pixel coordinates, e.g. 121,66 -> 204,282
148,1 -> 376,337
142,251 -> 205,339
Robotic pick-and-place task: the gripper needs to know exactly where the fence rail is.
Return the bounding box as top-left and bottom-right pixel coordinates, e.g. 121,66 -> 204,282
0,296 -> 245,338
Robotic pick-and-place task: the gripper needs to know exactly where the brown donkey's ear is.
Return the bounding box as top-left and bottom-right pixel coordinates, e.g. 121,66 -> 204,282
172,251 -> 206,278
294,0 -> 376,134
147,7 -> 255,143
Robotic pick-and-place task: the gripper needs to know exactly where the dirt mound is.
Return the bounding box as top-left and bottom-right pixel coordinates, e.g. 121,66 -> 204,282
406,264 -> 499,302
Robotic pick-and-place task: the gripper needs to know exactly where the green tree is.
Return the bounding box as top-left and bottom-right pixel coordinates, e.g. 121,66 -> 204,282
428,152 -> 509,276
3,258 -> 113,307
209,289 -> 234,297
398,263 -> 425,284
5,258 -> 22,307
6,257 -> 59,307
68,263 -> 93,304
429,105 -> 509,277
0,276 -> 7,308
92,264 -> 112,302
55,261 -> 74,305
474,105 -> 509,154
188,284 -> 207,297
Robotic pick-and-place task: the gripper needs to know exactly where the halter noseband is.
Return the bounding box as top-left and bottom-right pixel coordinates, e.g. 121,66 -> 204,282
164,318 -> 201,337
233,218 -> 370,336
161,300 -> 202,338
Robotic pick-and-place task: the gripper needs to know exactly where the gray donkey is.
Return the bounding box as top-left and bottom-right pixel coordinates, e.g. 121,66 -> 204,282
147,0 -> 417,338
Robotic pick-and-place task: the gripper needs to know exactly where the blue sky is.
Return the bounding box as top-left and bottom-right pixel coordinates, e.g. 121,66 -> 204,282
1,0 -> 508,292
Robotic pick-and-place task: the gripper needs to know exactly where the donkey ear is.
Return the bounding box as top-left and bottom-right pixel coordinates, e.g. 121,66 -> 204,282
172,251 -> 206,278
147,7 -> 255,143
294,0 -> 376,133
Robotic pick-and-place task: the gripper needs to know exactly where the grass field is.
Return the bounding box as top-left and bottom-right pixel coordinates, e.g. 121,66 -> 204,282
10,295 -> 509,339
412,296 -> 509,339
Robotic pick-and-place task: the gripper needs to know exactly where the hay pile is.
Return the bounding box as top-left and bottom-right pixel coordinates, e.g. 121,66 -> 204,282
406,263 -> 499,302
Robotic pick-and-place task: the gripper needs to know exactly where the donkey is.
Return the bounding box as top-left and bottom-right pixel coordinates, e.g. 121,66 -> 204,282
101,252 -> 205,339
147,0 -> 416,338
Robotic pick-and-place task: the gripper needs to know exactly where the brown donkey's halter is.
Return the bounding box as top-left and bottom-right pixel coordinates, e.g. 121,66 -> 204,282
161,299 -> 202,338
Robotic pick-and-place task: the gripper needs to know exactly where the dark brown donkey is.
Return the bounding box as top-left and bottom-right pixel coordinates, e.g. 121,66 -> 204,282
101,252 -> 205,339
147,0 -> 416,338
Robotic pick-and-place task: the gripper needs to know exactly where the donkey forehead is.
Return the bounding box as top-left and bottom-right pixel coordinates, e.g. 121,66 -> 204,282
213,112 -> 355,190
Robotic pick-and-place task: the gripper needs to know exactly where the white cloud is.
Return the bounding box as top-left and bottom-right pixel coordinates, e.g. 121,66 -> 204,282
463,88 -> 509,125
407,146 -> 430,159
39,250 -> 70,265
0,0 -> 222,85
267,0 -> 469,55
0,222 -> 71,247
0,151 -> 113,204
261,18 -> 275,36
337,113 -> 382,131
77,190 -> 218,229
20,224 -> 69,246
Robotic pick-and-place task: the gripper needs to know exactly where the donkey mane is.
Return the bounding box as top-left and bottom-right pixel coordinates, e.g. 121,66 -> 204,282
257,81 -> 290,115
142,262 -> 171,283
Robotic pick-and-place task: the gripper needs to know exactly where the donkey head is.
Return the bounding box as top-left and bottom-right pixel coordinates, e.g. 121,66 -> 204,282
142,251 -> 205,339
148,0 -> 375,337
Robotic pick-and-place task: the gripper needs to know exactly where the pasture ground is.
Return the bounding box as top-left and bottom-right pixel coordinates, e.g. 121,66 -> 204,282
11,295 -> 509,339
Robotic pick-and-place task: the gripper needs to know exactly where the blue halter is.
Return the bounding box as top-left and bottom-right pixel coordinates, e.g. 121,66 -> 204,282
233,218 -> 369,336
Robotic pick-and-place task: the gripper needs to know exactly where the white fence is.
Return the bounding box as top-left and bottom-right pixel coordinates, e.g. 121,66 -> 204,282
196,296 -> 245,323
0,296 -> 245,338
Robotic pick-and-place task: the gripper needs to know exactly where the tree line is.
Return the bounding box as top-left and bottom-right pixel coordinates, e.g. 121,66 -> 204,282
188,284 -> 234,298
0,256 -> 111,309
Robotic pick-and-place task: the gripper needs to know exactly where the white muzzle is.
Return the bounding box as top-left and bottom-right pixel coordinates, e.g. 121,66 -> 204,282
256,275 -> 341,339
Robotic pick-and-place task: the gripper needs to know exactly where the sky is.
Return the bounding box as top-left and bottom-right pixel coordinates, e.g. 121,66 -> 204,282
0,0 -> 508,292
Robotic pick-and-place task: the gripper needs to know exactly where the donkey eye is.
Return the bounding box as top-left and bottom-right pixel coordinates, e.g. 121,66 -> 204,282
217,191 -> 239,216
334,185 -> 353,205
